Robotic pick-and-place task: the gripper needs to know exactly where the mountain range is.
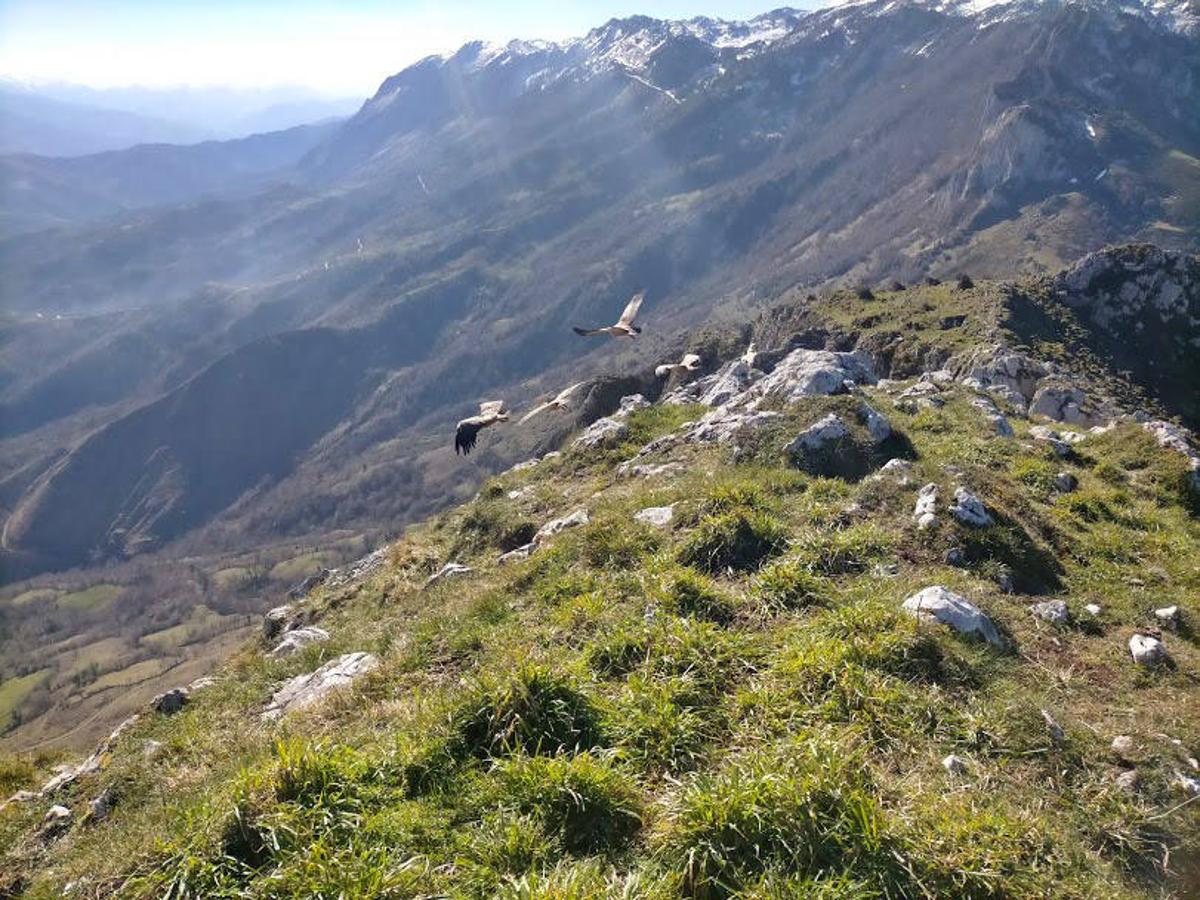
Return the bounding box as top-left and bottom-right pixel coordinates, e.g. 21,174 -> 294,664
1,0 -> 1198,585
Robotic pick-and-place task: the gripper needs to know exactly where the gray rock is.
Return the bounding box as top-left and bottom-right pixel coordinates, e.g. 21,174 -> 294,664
683,408 -> 780,445
269,626 -> 331,657
858,403 -> 892,443
325,548 -> 388,589
969,394 -> 1014,436
1053,472 -> 1078,492
875,458 -> 913,484
995,569 -> 1016,594
1142,420 -> 1200,490
287,570 -> 330,600
261,652 -> 379,721
143,740 -> 164,760
634,506 -> 675,528
0,790 -> 37,812
1154,605 -> 1180,628
955,344 -> 1049,409
1029,425 -> 1073,457
40,715 -> 139,795
188,676 -> 217,692
87,788 -> 115,822
742,348 -> 876,405
1174,771 -> 1200,796
151,688 -> 189,715
943,547 -> 966,567
1114,769 -> 1141,793
263,604 -> 296,641
663,359 -> 760,408
942,754 -> 969,776
1029,382 -> 1097,426
617,461 -> 685,479
573,416 -> 628,449
42,804 -> 72,831
785,414 -> 850,456
425,562 -> 473,588
534,508 -> 590,544
913,483 -> 939,530
902,586 -> 1003,646
949,487 -> 993,527
1128,633 -> 1168,665
1041,709 -> 1066,742
1085,603 -> 1102,617
1031,599 -> 1070,626
1111,735 -> 1135,757
498,542 -> 536,564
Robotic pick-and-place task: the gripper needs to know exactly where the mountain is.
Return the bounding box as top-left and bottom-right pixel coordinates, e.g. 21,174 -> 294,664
0,0 -> 1197,584
2,246 -> 1199,897
0,120 -> 342,236
0,85 -> 209,157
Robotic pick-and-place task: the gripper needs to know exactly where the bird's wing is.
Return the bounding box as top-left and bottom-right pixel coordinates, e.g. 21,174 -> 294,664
479,400 -> 506,417
455,419 -> 481,455
681,353 -> 701,368
518,402 -> 552,425
554,382 -> 586,404
617,291 -> 645,327
573,326 -> 603,337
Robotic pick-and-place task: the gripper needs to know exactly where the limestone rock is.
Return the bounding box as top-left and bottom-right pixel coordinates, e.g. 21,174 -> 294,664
955,345 -> 1049,411
913,483 -> 939,529
617,461 -> 685,479
263,604 -> 296,641
1030,382 -> 1097,426
87,788 -> 115,823
1128,633 -> 1168,665
325,548 -> 388,589
261,652 -> 379,721
742,348 -> 876,405
151,688 -> 189,715
874,458 -> 913,485
902,586 -> 1002,646
949,487 -> 993,527
1031,599 -> 1069,626
188,676 -> 217,692
1084,603 -> 1102,617
1029,425 -> 1073,457
785,414 -> 850,456
969,394 -> 1014,436
269,626 -> 331,657
1154,605 -> 1180,628
42,804 -> 72,833
1142,420 -> 1200,490
1114,769 -> 1141,793
39,715 -> 139,795
1111,735 -> 1135,758
573,415 -> 628,449
287,569 -> 330,600
1041,709 -> 1066,742
942,754 -> 969,776
143,740 -> 164,760
634,506 -> 675,528
534,509 -> 589,544
1174,771 -> 1200,796
857,403 -> 892,443
663,359 -> 759,407
424,562 -> 473,588
498,542 -> 536,564
683,409 -> 780,445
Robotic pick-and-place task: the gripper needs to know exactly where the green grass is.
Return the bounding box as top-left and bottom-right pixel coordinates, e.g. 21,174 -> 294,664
55,583 -> 124,612
2,289 -> 1198,899
0,669 -> 51,729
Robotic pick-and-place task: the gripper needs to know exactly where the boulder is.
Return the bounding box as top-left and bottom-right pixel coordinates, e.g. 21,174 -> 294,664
902,586 -> 1003,646
955,345 -> 1049,410
425,562 -> 473,588
498,543 -> 536,564
573,416 -> 628,449
1030,382 -> 1096,426
1114,770 -> 1141,793
684,408 -> 780,445
1053,472 -> 1078,493
857,403 -> 892,443
151,688 -> 188,715
269,626 -> 331,657
1031,599 -> 1069,626
261,652 -> 379,721
325,547 -> 388,589
1128,633 -> 1168,665
913,483 -> 939,529
1154,605 -> 1180,628
741,348 -> 876,406
949,488 -> 993,527
663,359 -> 759,408
1029,425 -> 1073,457
535,509 -> 590,544
874,458 -> 914,485
263,604 -> 296,641
969,395 -> 1014,436
785,414 -> 849,455
634,506 -> 675,528
1111,735 -> 1135,758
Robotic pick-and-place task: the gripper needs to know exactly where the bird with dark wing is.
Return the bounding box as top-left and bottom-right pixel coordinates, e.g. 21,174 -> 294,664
655,352 -> 701,378
573,291 -> 644,338
518,382 -> 587,424
455,400 -> 509,455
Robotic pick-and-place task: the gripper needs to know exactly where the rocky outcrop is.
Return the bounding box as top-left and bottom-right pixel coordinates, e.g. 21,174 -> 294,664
151,688 -> 189,714
573,394 -> 650,449
261,652 -> 379,721
949,488 -> 992,528
1129,633 -> 1168,665
424,562 -> 473,588
39,714 -> 139,796
269,626 -> 331,657
534,509 -> 590,543
634,506 -> 675,528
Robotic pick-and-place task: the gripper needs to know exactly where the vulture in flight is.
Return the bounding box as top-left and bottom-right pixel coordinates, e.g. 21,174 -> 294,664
455,400 -> 509,455
573,291 -> 644,338
655,353 -> 701,378
518,382 -> 587,424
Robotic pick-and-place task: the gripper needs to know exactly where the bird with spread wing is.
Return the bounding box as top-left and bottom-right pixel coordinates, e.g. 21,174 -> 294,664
573,291 -> 644,338
455,400 -> 509,455
655,353 -> 701,378
518,382 -> 587,424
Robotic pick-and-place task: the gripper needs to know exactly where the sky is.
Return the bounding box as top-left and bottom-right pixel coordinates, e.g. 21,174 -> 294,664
0,0 -> 829,97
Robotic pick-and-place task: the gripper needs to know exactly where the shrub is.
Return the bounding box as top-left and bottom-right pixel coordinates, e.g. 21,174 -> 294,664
678,511 -> 787,574
493,753 -> 642,854
449,666 -> 605,759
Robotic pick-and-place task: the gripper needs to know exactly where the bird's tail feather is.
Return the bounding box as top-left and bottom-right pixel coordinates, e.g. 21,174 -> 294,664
573,326 -> 601,336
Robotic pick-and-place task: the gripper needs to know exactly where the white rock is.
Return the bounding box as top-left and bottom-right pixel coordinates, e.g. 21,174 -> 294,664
269,626 -> 331,657
261,652 -> 379,721
424,562 -> 473,588
1111,735 -> 1135,757
858,403 -> 892,443
498,543 -> 536,564
1030,383 -> 1096,426
875,458 -> 913,484
913,483 -> 939,529
534,508 -> 590,544
634,506 -> 675,528
188,676 -> 217,691
684,408 -> 780,445
1142,420 -> 1200,490
902,586 -> 1003,647
263,605 -> 296,640
942,754 -> 969,776
1154,606 -> 1180,627
1114,769 -> 1140,793
325,547 -> 388,588
949,487 -> 993,528
143,740 -> 164,759
43,804 -> 72,829
1085,603 -> 1102,616
1175,772 -> 1200,796
573,416 -> 628,449
617,461 -> 685,479
1029,425 -> 1073,457
1128,633 -> 1168,665
40,715 -> 139,796
1031,600 -> 1070,626
969,395 -> 1014,437
785,414 -> 850,456
742,348 -> 876,405
88,788 -> 115,822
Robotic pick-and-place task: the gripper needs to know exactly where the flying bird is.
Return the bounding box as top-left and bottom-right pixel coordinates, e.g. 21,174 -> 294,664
655,353 -> 701,378
455,400 -> 509,455
573,291 -> 644,338
518,382 -> 587,424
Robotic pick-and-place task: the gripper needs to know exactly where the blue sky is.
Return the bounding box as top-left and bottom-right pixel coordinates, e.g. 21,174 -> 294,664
0,0 -> 829,95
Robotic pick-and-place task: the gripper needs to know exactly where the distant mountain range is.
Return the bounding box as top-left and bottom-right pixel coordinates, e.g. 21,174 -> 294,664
0,0 -> 1197,582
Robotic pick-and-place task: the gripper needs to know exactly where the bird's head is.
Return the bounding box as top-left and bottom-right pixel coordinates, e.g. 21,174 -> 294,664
630,325 -> 642,335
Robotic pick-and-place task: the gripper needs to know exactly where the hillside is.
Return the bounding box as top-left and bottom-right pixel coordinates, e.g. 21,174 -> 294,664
2,247 -> 1198,897
1,0 -> 1197,585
